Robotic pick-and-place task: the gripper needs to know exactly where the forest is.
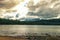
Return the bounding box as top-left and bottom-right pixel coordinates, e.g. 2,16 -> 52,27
0,18 -> 60,25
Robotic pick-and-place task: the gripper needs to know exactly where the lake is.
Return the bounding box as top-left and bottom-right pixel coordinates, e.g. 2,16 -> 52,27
0,25 -> 60,36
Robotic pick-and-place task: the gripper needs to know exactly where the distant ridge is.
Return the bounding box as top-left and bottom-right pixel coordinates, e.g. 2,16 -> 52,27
0,18 -> 60,25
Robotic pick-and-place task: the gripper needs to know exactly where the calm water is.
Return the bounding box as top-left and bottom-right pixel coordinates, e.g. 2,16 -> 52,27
0,25 -> 60,33
0,25 -> 60,36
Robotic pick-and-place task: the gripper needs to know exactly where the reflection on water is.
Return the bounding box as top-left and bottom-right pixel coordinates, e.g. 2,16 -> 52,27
0,25 -> 60,36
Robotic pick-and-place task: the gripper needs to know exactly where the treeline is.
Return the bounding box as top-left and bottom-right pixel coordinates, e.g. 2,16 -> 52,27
0,18 -> 60,25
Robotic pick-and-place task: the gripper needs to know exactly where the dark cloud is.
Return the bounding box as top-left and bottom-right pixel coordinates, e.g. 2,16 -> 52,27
27,0 -> 60,18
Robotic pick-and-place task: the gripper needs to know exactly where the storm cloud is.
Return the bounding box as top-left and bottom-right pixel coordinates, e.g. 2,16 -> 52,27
27,0 -> 60,18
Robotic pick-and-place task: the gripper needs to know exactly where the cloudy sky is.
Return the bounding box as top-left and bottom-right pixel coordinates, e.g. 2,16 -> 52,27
27,0 -> 60,18
0,0 -> 60,20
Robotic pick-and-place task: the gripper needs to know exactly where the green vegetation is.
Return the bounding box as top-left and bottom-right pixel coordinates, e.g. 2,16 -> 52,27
0,18 -> 60,25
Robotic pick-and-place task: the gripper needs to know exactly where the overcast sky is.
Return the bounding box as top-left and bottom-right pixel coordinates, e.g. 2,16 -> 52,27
26,0 -> 60,18
0,0 -> 60,19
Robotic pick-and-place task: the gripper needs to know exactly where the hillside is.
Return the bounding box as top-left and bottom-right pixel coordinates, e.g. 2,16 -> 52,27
0,18 -> 60,25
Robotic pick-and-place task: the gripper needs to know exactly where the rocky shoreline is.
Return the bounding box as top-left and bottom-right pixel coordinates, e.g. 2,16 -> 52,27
0,35 -> 60,40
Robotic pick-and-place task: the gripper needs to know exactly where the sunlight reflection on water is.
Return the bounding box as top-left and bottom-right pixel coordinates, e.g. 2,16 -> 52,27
0,25 -> 60,33
0,25 -> 60,36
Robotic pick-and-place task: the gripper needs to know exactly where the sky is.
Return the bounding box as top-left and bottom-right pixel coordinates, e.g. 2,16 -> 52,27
0,0 -> 60,20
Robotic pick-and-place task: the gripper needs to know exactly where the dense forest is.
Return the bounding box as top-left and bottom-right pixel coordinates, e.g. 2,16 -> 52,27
0,18 -> 60,25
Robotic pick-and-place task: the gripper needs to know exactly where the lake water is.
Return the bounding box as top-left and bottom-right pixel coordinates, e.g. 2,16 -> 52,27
0,25 -> 60,36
